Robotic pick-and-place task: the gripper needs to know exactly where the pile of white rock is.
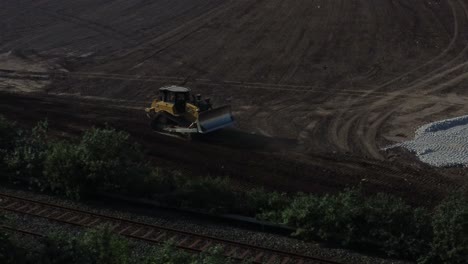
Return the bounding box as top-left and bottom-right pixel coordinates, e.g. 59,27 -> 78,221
388,115 -> 468,167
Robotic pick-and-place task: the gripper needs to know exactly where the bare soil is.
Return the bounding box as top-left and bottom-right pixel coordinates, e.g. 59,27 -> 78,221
1,0 -> 468,206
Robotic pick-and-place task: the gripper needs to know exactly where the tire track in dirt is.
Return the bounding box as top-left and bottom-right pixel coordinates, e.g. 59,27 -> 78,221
6,68 -> 459,98
239,0 -> 342,136
35,7 -> 137,45
357,0 -> 468,158
361,0 -> 468,148
327,0 -> 468,159
368,0 -> 461,92
123,0 -> 240,65
324,0 -> 458,155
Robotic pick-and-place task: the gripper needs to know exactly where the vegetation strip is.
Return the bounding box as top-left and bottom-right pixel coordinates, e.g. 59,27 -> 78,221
0,218 -> 237,264
1,116 -> 467,263
97,192 -> 296,236
0,192 -> 342,264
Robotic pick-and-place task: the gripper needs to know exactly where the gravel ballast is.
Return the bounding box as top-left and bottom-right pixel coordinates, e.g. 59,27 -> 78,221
0,186 -> 410,264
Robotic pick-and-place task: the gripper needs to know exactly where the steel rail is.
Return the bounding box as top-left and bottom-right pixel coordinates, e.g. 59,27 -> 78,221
0,192 -> 343,264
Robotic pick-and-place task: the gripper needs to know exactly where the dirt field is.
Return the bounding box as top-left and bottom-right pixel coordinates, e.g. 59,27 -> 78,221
1,0 -> 468,205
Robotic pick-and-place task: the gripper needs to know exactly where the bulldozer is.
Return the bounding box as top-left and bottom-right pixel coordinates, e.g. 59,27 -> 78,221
145,86 -> 234,138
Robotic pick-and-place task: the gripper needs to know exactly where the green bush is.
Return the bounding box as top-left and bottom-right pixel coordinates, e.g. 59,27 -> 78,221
172,177 -> 238,213
0,231 -> 28,264
244,188 -> 290,219
40,227 -> 129,264
43,128 -> 153,199
419,195 -> 468,264
79,127 -> 149,192
0,213 -> 28,264
143,244 -> 233,264
8,225 -> 234,264
0,116 -> 20,178
43,141 -> 86,199
126,168 -> 178,198
278,189 -> 430,259
0,116 -> 19,158
4,121 -> 48,181
9,116 -> 468,262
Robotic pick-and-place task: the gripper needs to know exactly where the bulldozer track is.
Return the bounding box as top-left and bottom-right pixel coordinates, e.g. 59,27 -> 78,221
0,192 -> 342,264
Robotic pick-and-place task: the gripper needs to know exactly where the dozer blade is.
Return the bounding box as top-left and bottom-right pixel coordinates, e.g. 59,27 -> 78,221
198,106 -> 234,133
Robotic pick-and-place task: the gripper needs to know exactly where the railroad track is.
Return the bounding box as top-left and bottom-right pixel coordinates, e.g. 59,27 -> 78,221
0,192 -> 342,264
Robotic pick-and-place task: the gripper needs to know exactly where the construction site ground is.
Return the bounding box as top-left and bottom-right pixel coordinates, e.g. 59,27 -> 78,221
1,0 -> 468,206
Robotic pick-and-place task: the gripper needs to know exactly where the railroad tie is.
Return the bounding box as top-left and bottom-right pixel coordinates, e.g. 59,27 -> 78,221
239,249 -> 250,259
45,210 -> 61,218
167,234 -> 179,243
76,216 -> 90,225
177,237 -> 189,246
87,218 -> 100,226
67,215 -> 81,223
154,231 -> 166,241
3,201 -> 18,209
36,208 -> 50,216
189,239 -> 202,248
266,255 -> 279,264
142,229 -> 155,238
129,227 -> 142,236
16,204 -> 29,211
227,247 -> 238,257
109,222 -> 122,231
200,241 -> 212,251
280,257 -> 290,264
254,252 -> 265,262
25,205 -> 39,213
55,211 -> 71,220
118,225 -> 132,234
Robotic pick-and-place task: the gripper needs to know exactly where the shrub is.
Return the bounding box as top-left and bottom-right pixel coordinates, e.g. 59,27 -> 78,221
4,121 -> 48,181
43,141 -> 86,199
173,177 -> 238,213
419,195 -> 468,264
126,168 -> 178,198
0,214 -> 28,264
143,243 -> 233,264
42,128 -> 154,199
142,243 -> 193,264
79,127 -> 149,192
0,116 -> 20,177
40,227 -> 129,264
0,116 -> 19,157
0,231 -> 28,264
279,189 -> 431,258
357,193 -> 431,258
245,188 -> 290,219
78,226 -> 130,264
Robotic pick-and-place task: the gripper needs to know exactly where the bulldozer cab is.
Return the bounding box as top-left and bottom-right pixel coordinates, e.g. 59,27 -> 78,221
159,86 -> 190,114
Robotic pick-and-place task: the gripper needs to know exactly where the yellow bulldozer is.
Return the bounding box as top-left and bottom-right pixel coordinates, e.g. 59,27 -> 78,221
145,86 -> 234,138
